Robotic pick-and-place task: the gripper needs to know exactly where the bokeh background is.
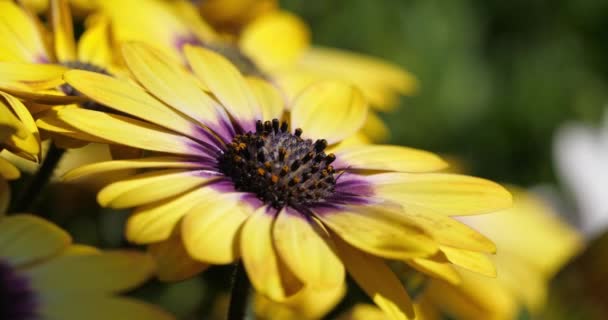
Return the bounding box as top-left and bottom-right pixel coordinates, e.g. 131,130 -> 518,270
22,0 -> 608,319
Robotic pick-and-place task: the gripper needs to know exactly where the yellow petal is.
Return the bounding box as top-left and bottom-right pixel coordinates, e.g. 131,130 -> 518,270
0,85 -> 80,104
148,229 -> 209,282
26,250 -> 155,293
402,208 -> 496,253
57,108 -> 204,156
77,15 -> 112,67
297,46 -> 418,110
184,45 -> 261,131
315,205 -> 437,260
38,296 -> 175,320
0,91 -> 41,157
440,246 -> 496,277
0,214 -> 71,267
240,11 -> 309,70
290,81 -> 367,145
273,209 -> 345,289
98,169 -> 214,208
51,0 -> 77,62
333,237 -> 414,320
0,156 -> 20,180
408,257 -> 462,285
0,62 -> 66,89
126,187 -> 221,244
182,197 -> 249,264
334,145 -> 447,173
241,206 -> 302,301
361,111 -> 390,142
36,112 -> 112,144
63,70 -> 207,141
369,173 -> 513,216
63,156 -> 201,180
247,77 -> 284,121
121,43 -> 232,136
0,1 -> 49,62
255,283 -> 346,320
336,304 -> 389,320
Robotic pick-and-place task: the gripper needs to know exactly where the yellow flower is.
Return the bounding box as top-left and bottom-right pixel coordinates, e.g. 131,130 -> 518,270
0,0 -> 116,104
56,42 -> 510,319
98,0 -> 416,141
417,189 -> 583,320
1,91 -> 41,179
0,214 -> 175,320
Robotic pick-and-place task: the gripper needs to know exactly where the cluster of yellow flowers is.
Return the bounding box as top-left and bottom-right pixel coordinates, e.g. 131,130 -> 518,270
0,0 -> 582,319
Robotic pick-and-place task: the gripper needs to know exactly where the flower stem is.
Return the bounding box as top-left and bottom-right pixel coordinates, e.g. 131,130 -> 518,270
12,143 -> 65,213
227,261 -> 250,320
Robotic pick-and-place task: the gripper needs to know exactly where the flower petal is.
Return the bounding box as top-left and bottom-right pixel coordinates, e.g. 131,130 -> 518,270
315,205 -> 437,260
368,172 -> 513,216
241,206 -> 303,301
126,187 -> 221,244
440,245 -> 496,277
26,250 -> 155,293
51,0 -> 76,62
77,16 -> 112,68
182,197 -> 249,264
0,215 -> 71,267
121,42 -> 234,138
333,145 -> 447,173
57,108 -> 206,156
148,229 -> 209,282
184,45 -> 261,132
333,237 -> 415,320
273,209 -> 344,289
407,256 -> 462,285
401,207 -> 496,253
290,81 -> 367,145
240,11 -> 309,70
0,1 -> 49,62
63,156 -> 202,180
38,296 -> 175,320
247,77 -> 285,121
63,70 -> 215,145
0,157 -> 20,180
98,169 -> 215,208
0,62 -> 66,89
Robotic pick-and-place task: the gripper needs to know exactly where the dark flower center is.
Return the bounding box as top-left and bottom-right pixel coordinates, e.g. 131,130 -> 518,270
60,60 -> 111,110
218,119 -> 337,209
0,260 -> 38,320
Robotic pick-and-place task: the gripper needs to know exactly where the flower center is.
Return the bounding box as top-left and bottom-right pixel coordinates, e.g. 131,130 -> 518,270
0,260 -> 38,320
218,119 -> 337,209
60,60 -> 111,110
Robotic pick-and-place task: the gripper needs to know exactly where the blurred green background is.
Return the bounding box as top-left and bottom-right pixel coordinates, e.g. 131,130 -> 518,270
284,0 -> 608,186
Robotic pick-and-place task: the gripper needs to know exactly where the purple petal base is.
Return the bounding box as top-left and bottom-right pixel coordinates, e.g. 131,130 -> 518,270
0,260 -> 38,320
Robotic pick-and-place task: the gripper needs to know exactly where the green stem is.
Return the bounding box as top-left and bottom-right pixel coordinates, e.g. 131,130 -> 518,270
12,143 -> 65,213
227,261 -> 250,320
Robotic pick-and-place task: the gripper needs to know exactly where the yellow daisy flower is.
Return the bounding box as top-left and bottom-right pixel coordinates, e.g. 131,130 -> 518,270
0,0 -> 118,107
1,91 -> 41,179
416,189 -> 583,320
0,214 -> 175,320
98,0 -> 416,141
56,42 -> 511,319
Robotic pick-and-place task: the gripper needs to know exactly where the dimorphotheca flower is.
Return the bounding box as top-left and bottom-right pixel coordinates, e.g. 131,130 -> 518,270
58,43 -> 511,319
0,214 -> 174,320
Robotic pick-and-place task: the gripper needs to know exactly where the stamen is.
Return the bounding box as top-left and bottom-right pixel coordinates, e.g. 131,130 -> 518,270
217,119 -> 338,209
